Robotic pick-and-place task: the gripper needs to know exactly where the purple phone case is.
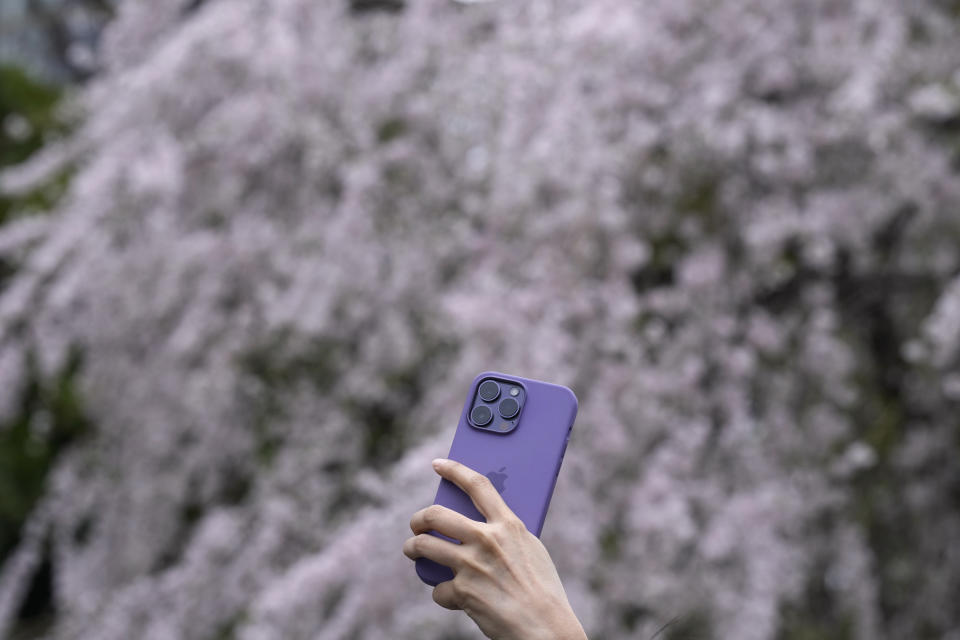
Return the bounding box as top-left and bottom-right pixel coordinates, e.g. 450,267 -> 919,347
415,371 -> 578,586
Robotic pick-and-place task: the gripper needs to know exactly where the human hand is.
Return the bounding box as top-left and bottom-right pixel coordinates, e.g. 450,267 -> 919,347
403,458 -> 587,640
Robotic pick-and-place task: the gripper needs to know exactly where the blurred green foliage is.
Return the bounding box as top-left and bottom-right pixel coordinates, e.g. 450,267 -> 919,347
0,63 -> 73,224
0,64 -> 84,569
0,349 -> 92,563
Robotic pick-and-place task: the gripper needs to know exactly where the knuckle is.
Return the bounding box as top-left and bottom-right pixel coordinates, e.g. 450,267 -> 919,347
425,504 -> 445,523
432,583 -> 459,610
411,534 -> 427,555
447,580 -> 462,604
489,523 -> 511,544
488,518 -> 525,546
474,526 -> 498,549
468,474 -> 492,492
450,580 -> 473,607
506,516 -> 527,535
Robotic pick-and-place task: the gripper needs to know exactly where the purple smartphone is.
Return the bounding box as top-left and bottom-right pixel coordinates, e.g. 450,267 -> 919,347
415,371 -> 578,586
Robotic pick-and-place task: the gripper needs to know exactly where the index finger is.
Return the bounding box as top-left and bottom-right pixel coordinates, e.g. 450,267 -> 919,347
432,458 -> 512,522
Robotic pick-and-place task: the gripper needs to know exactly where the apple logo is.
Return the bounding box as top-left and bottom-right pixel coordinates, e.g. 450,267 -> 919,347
486,466 -> 508,493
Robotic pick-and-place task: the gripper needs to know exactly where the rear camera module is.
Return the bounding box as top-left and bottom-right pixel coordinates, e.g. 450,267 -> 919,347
498,397 -> 520,419
471,405 -> 493,426
478,380 -> 501,402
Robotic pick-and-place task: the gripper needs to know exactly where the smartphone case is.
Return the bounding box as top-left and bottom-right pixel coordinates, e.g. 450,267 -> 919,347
415,371 -> 578,586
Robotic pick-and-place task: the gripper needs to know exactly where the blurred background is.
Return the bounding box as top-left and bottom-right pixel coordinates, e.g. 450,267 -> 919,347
1,1 -> 959,639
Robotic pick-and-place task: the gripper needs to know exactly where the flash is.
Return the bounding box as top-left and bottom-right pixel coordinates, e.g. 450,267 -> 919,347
509,387 -> 520,397
500,422 -> 510,430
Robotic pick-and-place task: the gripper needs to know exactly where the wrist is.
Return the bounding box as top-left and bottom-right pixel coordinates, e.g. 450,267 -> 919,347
554,617 -> 587,640
527,605 -> 587,640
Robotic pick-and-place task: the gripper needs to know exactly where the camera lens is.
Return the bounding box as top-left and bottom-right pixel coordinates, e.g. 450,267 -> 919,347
498,397 -> 520,419
478,380 -> 500,402
471,405 -> 493,426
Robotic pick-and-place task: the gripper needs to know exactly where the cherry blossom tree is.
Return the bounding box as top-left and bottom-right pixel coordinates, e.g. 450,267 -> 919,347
1,0 -> 959,638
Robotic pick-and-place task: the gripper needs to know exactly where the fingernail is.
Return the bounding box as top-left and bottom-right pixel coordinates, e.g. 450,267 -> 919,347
432,458 -> 446,469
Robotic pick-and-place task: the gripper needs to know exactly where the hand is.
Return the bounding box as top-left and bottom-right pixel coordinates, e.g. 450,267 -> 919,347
403,458 -> 587,640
